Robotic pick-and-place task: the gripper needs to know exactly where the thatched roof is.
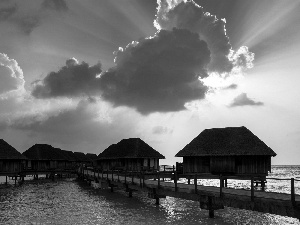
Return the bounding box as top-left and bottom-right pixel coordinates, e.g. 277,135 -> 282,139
73,152 -> 90,162
98,138 -> 165,159
23,144 -> 67,160
60,150 -> 77,161
175,126 -> 277,157
86,153 -> 98,161
0,139 -> 26,160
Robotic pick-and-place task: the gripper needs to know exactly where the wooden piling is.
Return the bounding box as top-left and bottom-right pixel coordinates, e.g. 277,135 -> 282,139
291,178 -> 295,205
220,175 -> 223,198
194,174 -> 197,194
174,172 -> 178,192
251,177 -> 254,201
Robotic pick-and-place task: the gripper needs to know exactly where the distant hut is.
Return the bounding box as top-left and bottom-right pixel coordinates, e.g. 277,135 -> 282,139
61,150 -> 77,169
23,144 -> 68,171
73,152 -> 91,167
97,138 -> 165,171
175,126 -> 276,178
0,139 -> 27,175
86,153 -> 98,167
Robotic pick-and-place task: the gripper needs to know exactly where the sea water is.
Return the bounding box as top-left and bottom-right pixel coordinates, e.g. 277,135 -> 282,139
0,166 -> 299,225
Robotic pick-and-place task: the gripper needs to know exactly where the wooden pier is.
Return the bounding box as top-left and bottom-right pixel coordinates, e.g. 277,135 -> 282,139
79,168 -> 300,220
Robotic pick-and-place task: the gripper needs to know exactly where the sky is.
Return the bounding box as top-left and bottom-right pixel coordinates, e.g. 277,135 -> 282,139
0,0 -> 300,165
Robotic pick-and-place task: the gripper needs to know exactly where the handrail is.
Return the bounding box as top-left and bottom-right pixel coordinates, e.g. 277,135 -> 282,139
80,167 -> 299,206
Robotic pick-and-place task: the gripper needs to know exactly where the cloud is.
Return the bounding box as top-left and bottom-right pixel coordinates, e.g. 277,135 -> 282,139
0,53 -> 25,96
0,4 -> 17,21
31,58 -> 102,98
41,0 -> 68,12
99,28 -> 210,114
152,126 -> 173,135
229,93 -> 264,107
222,83 -> 238,90
155,0 -> 254,74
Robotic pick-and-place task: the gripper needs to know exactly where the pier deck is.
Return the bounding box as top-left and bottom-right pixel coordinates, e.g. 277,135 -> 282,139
81,168 -> 300,220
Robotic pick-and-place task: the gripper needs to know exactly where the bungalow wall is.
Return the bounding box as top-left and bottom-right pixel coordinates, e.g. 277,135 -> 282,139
182,155 -> 271,175
98,158 -> 160,171
0,160 -> 24,173
183,157 -> 210,173
235,155 -> 271,175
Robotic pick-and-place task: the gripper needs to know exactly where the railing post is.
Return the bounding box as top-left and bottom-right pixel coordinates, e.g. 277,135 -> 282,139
194,174 -> 197,194
132,171 -> 134,184
174,172 -> 178,192
220,174 -> 223,198
142,172 -> 145,187
291,178 -> 295,205
158,172 -> 160,189
125,171 -> 127,184
251,176 -> 254,201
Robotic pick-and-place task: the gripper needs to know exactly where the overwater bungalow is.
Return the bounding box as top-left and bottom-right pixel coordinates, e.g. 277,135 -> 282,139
86,153 -> 98,167
61,150 -> 77,169
0,139 -> 27,175
73,152 -> 91,167
97,138 -> 165,172
175,126 -> 276,179
22,144 -> 68,171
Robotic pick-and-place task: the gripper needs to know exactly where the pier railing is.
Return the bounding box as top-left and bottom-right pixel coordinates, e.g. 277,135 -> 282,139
80,167 -> 300,207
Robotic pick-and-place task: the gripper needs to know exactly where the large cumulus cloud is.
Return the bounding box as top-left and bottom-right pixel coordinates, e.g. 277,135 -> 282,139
99,28 -> 210,114
0,53 -> 25,96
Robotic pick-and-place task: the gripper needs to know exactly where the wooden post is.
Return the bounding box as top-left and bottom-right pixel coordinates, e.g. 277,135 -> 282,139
94,170 -> 95,179
125,171 -> 127,184
188,177 -> 190,185
220,175 -> 223,198
225,179 -> 228,188
131,172 -> 134,184
155,198 -> 159,205
174,172 -> 178,192
15,176 -> 17,186
251,177 -> 254,201
157,172 -> 160,189
291,178 -> 295,205
107,170 -> 109,180
118,170 -> 120,182
139,172 -> 142,187
173,165 -> 175,172
194,174 -> 197,194
101,170 -> 103,179
98,169 -> 100,180
111,170 -> 113,181
142,172 -> 145,188
5,176 -> 7,185
208,196 -> 214,218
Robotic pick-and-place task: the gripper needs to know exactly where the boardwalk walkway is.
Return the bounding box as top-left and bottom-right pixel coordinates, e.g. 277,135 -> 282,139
81,168 -> 300,220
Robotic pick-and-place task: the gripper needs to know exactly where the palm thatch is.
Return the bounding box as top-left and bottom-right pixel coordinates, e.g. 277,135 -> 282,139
86,153 -> 98,161
60,150 -> 77,162
0,139 -> 26,160
98,138 -> 165,159
23,144 -> 67,160
73,152 -> 90,162
176,126 -> 276,157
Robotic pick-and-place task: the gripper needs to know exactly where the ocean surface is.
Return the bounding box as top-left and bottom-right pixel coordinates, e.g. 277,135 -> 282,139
0,165 -> 299,225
